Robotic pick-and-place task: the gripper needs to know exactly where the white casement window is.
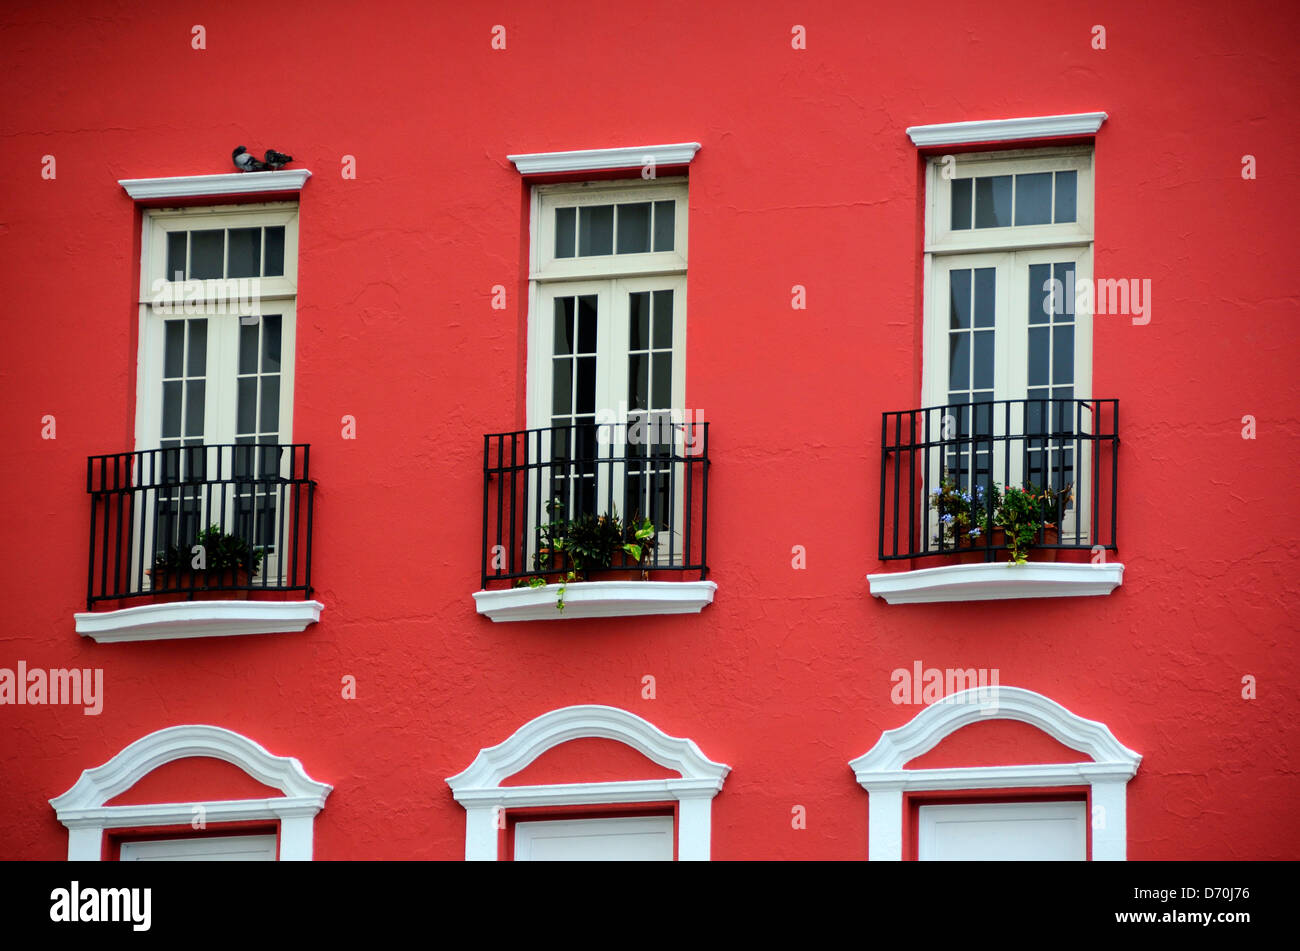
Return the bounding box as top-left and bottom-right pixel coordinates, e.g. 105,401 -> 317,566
917,801 -> 1087,861
513,816 -> 675,861
526,180 -> 689,550
923,148 -> 1095,535
133,203 -> 299,578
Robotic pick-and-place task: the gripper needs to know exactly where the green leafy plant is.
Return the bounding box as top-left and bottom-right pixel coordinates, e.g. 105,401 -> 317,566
930,471 -> 998,547
995,486 -> 1045,564
531,501 -> 660,611
153,524 -> 264,574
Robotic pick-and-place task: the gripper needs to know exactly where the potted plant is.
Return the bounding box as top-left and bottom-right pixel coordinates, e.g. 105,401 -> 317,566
150,524 -> 264,597
994,485 -> 1049,564
930,473 -> 1002,553
522,503 -> 659,611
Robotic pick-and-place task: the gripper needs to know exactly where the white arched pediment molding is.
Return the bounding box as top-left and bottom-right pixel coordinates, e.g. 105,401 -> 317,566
50,725 -> 332,861
849,687 -> 1141,861
447,705 -> 730,860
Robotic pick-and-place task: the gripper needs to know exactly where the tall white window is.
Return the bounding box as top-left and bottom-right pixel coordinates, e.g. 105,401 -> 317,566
526,179 -> 689,548
923,148 -> 1094,534
133,203 -> 299,576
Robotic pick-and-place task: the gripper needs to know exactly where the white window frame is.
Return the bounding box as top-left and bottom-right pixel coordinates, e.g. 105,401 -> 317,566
849,686 -> 1140,861
446,704 -> 729,861
49,724 -> 331,861
134,202 -> 300,454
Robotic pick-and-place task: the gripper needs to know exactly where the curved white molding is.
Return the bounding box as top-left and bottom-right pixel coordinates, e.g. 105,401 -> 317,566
473,580 -> 715,622
849,687 -> 1140,861
119,169 -> 312,201
906,112 -> 1108,147
50,725 -> 332,861
508,143 -> 701,175
74,599 -> 324,643
447,704 -> 730,861
867,562 -> 1123,604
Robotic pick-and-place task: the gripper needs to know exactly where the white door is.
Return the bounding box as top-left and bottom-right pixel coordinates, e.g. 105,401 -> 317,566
119,834 -> 278,861
918,801 -> 1087,861
513,816 -> 674,861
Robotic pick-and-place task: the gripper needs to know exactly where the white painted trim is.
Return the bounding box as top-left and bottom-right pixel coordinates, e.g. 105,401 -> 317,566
906,113 -> 1107,147
120,833 -> 278,861
50,725 -> 332,861
473,581 -> 716,622
508,143 -> 700,175
119,170 -> 312,200
867,562 -> 1123,604
447,704 -> 730,861
74,600 -> 324,643
849,686 -> 1140,861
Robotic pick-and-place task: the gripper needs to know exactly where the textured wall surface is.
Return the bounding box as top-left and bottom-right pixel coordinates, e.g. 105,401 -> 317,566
1,0 -> 1297,860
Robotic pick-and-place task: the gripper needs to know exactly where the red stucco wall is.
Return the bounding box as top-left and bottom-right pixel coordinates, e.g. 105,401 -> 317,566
1,0 -> 1296,860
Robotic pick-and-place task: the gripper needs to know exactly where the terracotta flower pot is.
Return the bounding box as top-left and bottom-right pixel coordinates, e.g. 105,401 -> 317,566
1033,525 -> 1060,562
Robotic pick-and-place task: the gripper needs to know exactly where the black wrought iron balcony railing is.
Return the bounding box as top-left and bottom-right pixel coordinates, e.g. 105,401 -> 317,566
481,421 -> 709,588
86,443 -> 315,610
879,399 -> 1118,561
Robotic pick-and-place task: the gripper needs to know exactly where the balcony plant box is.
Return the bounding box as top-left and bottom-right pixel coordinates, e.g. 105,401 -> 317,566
150,525 -> 263,601
147,566 -> 253,600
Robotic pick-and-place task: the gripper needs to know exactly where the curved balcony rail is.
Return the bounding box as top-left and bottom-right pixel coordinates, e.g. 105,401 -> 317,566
86,443 -> 315,610
879,399 -> 1118,561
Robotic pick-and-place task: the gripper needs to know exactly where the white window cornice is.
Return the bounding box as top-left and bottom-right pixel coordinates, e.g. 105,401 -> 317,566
50,725 -> 332,861
906,112 -> 1108,148
447,704 -> 730,860
119,169 -> 312,201
508,142 -> 701,175
849,686 -> 1141,861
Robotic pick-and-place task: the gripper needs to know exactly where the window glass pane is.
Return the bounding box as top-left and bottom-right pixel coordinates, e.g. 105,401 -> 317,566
260,377 -> 280,432
1053,326 -> 1074,384
190,229 -> 224,279
262,314 -> 282,372
164,321 -> 184,377
578,205 -> 614,256
616,202 -> 651,254
1028,326 -> 1050,386
1014,173 -> 1052,226
629,292 -> 649,349
166,232 -> 187,281
551,358 -> 573,415
575,357 -> 596,413
237,378 -> 257,433
1053,264 -> 1075,322
951,178 -> 973,230
949,333 -> 970,390
1029,263 -> 1052,324
973,331 -> 993,389
1054,171 -> 1077,223
577,295 -> 597,353
653,200 -> 675,251
162,381 -> 182,437
974,175 -> 1012,228
554,298 -> 575,355
187,319 -> 207,375
263,226 -> 285,276
652,353 -> 672,408
652,290 -> 673,348
973,268 -> 995,327
184,380 -> 205,437
629,354 -> 648,409
555,207 -> 576,258
949,270 -> 971,329
239,321 -> 259,374
228,228 -> 261,278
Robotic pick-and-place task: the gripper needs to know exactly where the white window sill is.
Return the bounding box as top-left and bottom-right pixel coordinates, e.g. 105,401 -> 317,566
119,169 -> 311,201
74,600 -> 324,643
867,562 -> 1123,604
473,580 -> 716,622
